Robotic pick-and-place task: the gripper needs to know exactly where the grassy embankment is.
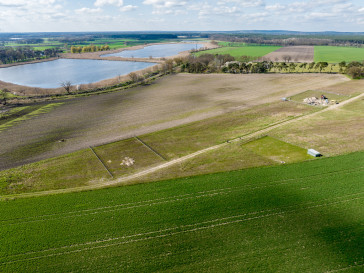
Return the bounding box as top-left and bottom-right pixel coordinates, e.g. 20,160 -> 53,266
0,150 -> 363,272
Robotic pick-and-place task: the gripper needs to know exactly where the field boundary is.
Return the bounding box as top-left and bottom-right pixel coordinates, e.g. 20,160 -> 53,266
134,136 -> 167,161
89,147 -> 114,178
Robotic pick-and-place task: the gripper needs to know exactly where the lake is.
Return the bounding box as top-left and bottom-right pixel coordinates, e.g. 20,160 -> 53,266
103,43 -> 204,58
0,59 -> 156,88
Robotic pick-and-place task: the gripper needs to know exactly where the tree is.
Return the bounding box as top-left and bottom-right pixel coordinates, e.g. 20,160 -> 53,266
282,55 -> 292,62
128,72 -> 139,83
61,81 -> 72,94
165,59 -> 174,73
308,62 -> 315,72
339,61 -> 346,73
319,62 -> 328,72
0,89 -> 10,105
346,66 -> 363,79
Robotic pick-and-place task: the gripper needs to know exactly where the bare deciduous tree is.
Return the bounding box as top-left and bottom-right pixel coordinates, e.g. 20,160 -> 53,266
60,81 -> 72,94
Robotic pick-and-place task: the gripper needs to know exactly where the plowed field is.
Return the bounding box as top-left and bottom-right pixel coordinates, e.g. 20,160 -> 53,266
262,46 -> 314,62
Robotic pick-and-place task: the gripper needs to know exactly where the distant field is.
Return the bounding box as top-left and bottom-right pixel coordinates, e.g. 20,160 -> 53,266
314,46 -> 364,63
0,151 -> 363,272
195,45 -> 281,59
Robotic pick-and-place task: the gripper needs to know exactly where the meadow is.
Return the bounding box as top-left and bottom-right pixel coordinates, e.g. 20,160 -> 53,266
195,45 -> 281,59
314,46 -> 364,63
0,151 -> 363,272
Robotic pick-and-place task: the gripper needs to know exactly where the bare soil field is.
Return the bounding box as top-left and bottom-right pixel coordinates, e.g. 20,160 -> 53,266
0,73 -> 348,170
261,46 -> 314,62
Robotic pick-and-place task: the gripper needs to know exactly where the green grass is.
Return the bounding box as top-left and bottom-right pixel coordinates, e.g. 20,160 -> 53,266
0,149 -> 109,195
314,46 -> 364,63
244,136 -> 312,163
195,45 -> 281,59
0,151 -> 363,272
132,136 -> 313,184
0,103 -> 64,132
140,102 -> 315,160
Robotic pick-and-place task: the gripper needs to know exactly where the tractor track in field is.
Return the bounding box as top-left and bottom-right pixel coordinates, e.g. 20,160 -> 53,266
1,194 -> 362,265
1,92 -> 363,200
2,168 -> 363,226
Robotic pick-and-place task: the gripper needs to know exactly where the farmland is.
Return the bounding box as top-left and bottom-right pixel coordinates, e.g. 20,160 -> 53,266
0,151 -> 363,272
0,73 -> 347,171
195,45 -> 281,60
261,46 -> 314,62
314,46 -> 364,63
1,32 -> 364,272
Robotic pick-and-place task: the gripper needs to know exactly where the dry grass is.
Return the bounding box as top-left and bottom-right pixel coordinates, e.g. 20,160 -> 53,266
0,73 -> 349,171
269,98 -> 364,156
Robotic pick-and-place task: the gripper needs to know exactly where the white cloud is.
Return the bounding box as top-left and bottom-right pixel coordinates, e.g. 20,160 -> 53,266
75,7 -> 101,14
265,4 -> 285,11
358,7 -> 364,12
120,5 -> 137,12
94,0 -> 123,7
143,0 -> 188,8
217,0 -> 264,8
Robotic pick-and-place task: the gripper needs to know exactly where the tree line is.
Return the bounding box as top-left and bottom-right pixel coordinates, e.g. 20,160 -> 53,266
70,44 -> 110,53
209,34 -> 364,47
171,53 -> 363,78
0,47 -> 61,64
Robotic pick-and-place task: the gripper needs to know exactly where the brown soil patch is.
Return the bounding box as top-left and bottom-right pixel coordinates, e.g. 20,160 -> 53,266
261,46 -> 314,63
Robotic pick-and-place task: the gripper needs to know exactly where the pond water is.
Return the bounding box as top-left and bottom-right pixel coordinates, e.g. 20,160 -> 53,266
0,59 -> 156,88
103,43 -> 204,58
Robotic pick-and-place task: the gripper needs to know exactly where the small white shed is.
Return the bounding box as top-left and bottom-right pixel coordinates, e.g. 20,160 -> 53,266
307,149 -> 322,157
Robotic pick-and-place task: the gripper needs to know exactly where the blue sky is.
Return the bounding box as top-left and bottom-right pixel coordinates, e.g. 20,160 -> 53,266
0,0 -> 363,32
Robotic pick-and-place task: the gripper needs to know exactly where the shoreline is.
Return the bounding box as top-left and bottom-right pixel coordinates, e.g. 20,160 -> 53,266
0,57 -> 59,69
0,41 -> 216,95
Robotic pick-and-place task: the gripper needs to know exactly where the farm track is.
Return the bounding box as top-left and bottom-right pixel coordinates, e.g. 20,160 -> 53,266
2,92 -> 363,200
1,165 -> 364,225
1,193 -> 362,265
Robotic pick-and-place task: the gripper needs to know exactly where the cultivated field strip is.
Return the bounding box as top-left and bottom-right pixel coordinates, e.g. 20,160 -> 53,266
1,165 -> 363,226
1,194 -> 362,265
1,151 -> 363,272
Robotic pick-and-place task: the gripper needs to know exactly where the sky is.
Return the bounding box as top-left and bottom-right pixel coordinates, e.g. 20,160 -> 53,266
0,0 -> 363,32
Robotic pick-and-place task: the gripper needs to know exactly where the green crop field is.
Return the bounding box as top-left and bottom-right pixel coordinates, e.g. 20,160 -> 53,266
0,151 -> 363,272
314,46 -> 364,63
195,45 -> 281,59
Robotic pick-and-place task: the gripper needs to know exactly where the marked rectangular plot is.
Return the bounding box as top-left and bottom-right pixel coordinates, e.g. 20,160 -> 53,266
93,137 -> 164,177
0,149 -> 108,195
